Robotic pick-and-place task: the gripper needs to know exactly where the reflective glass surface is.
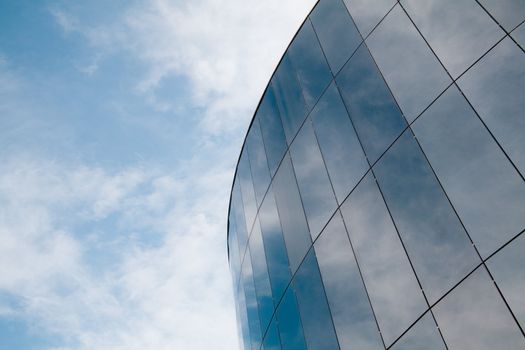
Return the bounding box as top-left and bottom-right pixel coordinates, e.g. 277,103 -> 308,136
228,212 -> 242,289
238,281 -> 251,349
366,4 -> 451,121
390,312 -> 445,350
513,22 -> 525,49
276,288 -> 308,350
232,181 -> 249,261
342,0 -> 396,38
246,118 -> 271,207
241,250 -> 263,350
263,318 -> 282,350
479,0 -> 525,31
310,0 -> 363,74
238,151 -> 257,234
311,82 -> 369,203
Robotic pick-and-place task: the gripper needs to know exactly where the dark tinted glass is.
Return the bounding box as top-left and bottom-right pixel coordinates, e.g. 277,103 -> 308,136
433,267 -> 525,349
479,0 -> 525,31
374,130 -> 480,302
342,0 -> 397,38
276,288 -> 308,350
290,120 -> 338,239
413,85 -> 525,258
273,154 -> 312,274
366,4 -> 451,121
341,173 -> 426,346
272,55 -> 308,144
311,82 -> 369,203
263,318 -> 282,350
390,312 -> 445,350
458,37 -> 525,176
242,251 -> 263,350
258,86 -> 288,176
247,118 -> 271,208
238,151 -> 257,234
293,249 -> 339,350
288,20 -> 333,109
315,212 -> 384,350
232,181 -> 249,260
310,0 -> 363,74
336,44 -> 407,163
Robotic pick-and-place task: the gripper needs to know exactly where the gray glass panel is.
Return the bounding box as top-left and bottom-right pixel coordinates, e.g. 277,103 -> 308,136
374,130 -> 480,303
366,4 -> 451,121
288,20 -> 333,109
232,181 -> 249,260
242,252 -> 263,350
487,233 -> 525,329
479,0 -> 525,31
413,85 -> 525,258
290,120 -> 338,239
310,0 -> 363,74
258,86 -> 288,177
247,118 -> 271,208
263,318 -> 282,350
238,151 -> 257,234
259,186 -> 292,305
390,313 -> 446,350
401,0 -> 504,78
434,267 -> 525,350
311,82 -> 369,203
273,153 -> 312,274
293,249 -> 340,350
341,173 -> 427,346
342,0 -> 397,38
458,37 -> 525,177
250,219 -> 275,332
277,288 -> 308,350
336,44 -> 407,163
513,22 -> 525,49
315,211 -> 384,350
272,54 -> 308,144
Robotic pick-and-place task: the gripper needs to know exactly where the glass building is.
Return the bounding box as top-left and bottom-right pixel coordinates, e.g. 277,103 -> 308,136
227,0 -> 525,349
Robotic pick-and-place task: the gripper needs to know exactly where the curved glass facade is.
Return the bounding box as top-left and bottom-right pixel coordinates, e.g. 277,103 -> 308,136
227,0 -> 525,349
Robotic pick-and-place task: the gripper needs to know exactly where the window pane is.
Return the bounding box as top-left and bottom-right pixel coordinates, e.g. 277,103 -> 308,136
311,82 -> 369,203
342,0 -> 397,38
258,86 -> 288,177
457,37 -> 525,176
232,181 -> 249,261
242,251 -> 263,350
366,4 -> 451,121
228,212 -> 242,290
487,233 -> 525,330
413,85 -> 525,258
401,0 -> 504,78
238,151 -> 257,234
390,313 -> 445,350
374,130 -> 480,303
276,288 -> 308,350
336,44 -> 407,163
479,0 -> 525,31
288,20 -> 333,109
293,249 -> 339,350
247,118 -> 271,208
433,267 -> 525,350
315,211 -> 384,350
341,172 -> 427,346
310,0 -> 363,74
273,153 -> 312,274
512,22 -> 525,49
263,318 -> 282,350
290,120 -> 338,239
237,282 -> 252,350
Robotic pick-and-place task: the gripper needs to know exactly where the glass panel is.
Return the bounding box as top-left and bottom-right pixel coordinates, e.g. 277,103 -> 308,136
259,186 -> 292,304
250,219 -> 275,332
258,86 -> 288,177
311,82 -> 369,203
413,85 -> 525,258
479,0 -> 525,31
276,288 -> 308,350
341,172 -> 427,346
457,37 -> 525,177
293,249 -> 339,350
232,181 -> 249,261
247,118 -> 271,208
288,20 -> 333,110
487,233 -> 525,330
342,0 -> 397,38
401,0 -> 504,78
374,130 -> 480,303
228,212 -> 242,290
242,253 -> 262,350
366,4 -> 451,122
310,0 -> 363,74
272,54 -> 308,144
237,282 -> 252,350
433,267 -> 525,350
512,22 -> 525,49
315,211 -> 384,350
336,44 -> 407,163
272,153 -> 312,274
263,318 -> 282,350
238,151 -> 257,234
390,313 -> 446,350
290,120 -> 338,239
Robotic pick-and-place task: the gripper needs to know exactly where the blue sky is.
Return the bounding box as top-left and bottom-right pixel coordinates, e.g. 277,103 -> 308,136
0,0 -> 314,348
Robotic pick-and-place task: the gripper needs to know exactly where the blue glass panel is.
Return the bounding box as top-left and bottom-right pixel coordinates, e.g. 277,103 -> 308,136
228,211 -> 242,290
238,151 -> 257,234
263,318 -> 282,350
242,248 -> 263,350
390,313 -> 445,350
310,0 -> 363,74
342,0 -> 397,38
272,55 -> 308,144
288,20 -> 332,109
247,118 -> 271,208
258,86 -> 288,177
277,288 -> 308,350
315,211 -> 384,350
374,130 -> 480,303
336,44 -> 407,163
341,172 -> 426,346
232,181 -> 249,261
479,0 -> 525,31
311,82 -> 369,203
290,120 -> 338,239
293,249 -> 339,350
237,281 -> 252,350
273,153 -> 312,274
